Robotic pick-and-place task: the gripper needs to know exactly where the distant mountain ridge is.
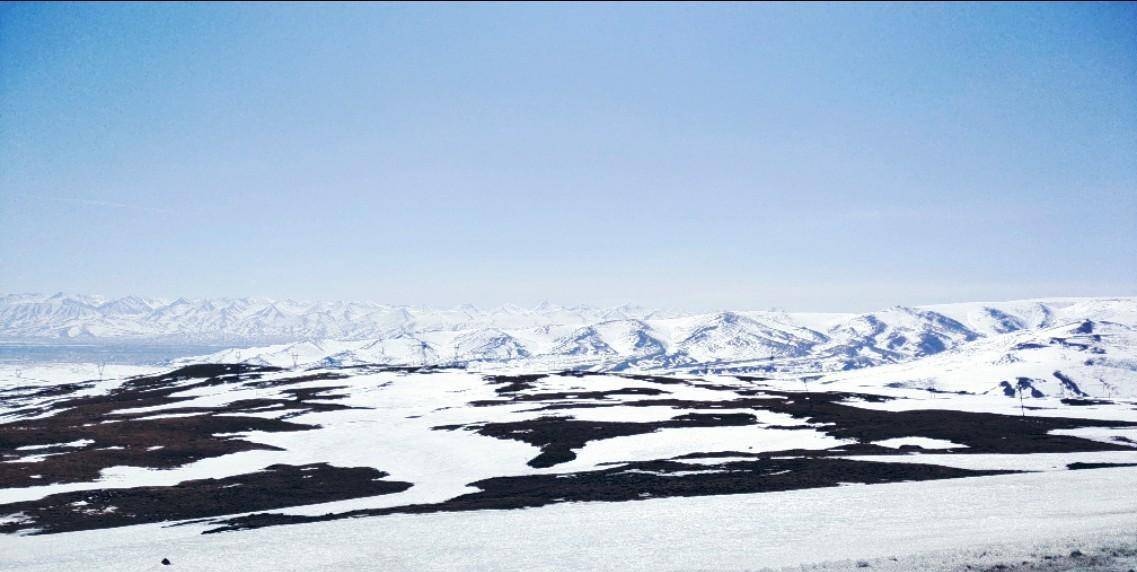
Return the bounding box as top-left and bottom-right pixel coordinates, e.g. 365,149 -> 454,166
5,293 -> 1136,395
180,296 -> 1136,378
0,293 -> 680,343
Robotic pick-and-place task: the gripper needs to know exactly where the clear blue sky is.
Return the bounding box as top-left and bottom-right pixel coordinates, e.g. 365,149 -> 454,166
1,3 -> 1134,311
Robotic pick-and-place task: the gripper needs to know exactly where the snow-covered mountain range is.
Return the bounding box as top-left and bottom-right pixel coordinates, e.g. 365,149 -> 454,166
0,293 -> 680,343
189,297 -> 1137,397
5,294 -> 1136,398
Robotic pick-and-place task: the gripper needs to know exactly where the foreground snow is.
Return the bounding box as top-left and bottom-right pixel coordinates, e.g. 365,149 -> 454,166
3,467 -> 1135,571
2,356 -> 1135,570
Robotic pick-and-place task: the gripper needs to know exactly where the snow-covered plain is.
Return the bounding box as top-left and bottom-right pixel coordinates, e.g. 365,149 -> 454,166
1,362 -> 1135,568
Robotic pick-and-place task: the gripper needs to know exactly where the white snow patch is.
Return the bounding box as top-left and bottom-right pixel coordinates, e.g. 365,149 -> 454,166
551,426 -> 850,473
15,440 -> 93,451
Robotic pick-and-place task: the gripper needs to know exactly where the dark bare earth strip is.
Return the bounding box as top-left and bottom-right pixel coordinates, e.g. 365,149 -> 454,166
435,412 -> 759,468
0,364 -> 357,488
0,463 -> 412,535
205,457 -> 1015,533
452,384 -> 1137,469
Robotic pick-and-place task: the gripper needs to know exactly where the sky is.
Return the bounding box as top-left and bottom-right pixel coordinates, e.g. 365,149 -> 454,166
1,2 -> 1135,312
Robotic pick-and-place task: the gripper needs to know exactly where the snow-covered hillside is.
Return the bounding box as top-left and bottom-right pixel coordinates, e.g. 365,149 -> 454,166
816,317 -> 1137,399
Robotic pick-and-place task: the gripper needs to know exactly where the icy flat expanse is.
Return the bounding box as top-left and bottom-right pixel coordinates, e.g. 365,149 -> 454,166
2,337 -> 1135,570
2,467 -> 1135,571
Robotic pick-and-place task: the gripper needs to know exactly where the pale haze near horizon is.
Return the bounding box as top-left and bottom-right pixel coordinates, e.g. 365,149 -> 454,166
1,3 -> 1134,313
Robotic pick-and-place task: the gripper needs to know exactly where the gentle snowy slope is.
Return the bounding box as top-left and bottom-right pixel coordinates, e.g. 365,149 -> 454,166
4,468 -> 1136,572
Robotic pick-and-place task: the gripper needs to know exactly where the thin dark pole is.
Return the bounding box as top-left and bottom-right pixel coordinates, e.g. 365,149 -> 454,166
1023,382 -> 1032,418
